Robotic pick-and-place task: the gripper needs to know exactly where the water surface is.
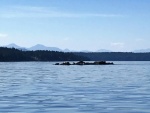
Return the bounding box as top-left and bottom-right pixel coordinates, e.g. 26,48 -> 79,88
0,61 -> 150,113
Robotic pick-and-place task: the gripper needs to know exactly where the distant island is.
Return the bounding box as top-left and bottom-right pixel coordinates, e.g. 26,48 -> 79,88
1,47 -> 150,62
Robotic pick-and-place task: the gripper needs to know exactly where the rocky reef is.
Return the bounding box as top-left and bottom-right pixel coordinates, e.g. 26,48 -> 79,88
55,61 -> 114,65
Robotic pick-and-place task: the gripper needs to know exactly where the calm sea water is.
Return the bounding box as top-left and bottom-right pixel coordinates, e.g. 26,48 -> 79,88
0,61 -> 150,113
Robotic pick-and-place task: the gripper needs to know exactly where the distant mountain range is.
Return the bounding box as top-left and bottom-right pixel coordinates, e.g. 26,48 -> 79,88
133,49 -> 150,53
6,43 -> 28,51
96,49 -> 112,52
28,44 -> 62,51
3,43 -> 112,52
3,43 -> 150,53
80,49 -> 112,53
4,43 -> 63,52
6,43 -> 21,48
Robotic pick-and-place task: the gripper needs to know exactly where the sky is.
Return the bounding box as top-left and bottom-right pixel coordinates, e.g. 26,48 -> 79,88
0,0 -> 150,52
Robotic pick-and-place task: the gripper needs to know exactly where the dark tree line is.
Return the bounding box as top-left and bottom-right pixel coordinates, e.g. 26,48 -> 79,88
74,52 -> 150,61
1,47 -> 150,62
0,47 -> 89,62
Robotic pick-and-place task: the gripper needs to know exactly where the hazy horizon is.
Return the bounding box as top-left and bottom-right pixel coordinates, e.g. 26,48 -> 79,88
0,0 -> 150,52
1,43 -> 150,52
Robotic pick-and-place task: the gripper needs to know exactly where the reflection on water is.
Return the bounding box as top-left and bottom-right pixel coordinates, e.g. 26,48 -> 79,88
0,62 -> 150,113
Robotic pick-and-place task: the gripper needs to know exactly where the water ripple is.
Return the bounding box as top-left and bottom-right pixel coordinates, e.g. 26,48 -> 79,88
0,62 -> 150,113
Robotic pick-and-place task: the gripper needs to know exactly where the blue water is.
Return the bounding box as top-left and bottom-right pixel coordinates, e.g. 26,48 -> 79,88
0,61 -> 150,113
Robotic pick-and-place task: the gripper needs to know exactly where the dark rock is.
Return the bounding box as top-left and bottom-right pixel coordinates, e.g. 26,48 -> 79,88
76,61 -> 85,65
55,63 -> 59,65
60,62 -> 71,65
54,61 -> 114,65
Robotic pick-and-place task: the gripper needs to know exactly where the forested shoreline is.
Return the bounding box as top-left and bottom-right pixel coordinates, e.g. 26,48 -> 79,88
74,52 -> 150,61
0,47 -> 89,62
1,47 -> 150,62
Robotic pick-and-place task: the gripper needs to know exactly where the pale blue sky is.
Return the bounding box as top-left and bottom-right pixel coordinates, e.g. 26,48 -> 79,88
0,0 -> 150,51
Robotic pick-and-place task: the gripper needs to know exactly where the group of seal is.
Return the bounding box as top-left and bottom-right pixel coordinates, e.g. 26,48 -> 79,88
55,61 -> 114,65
